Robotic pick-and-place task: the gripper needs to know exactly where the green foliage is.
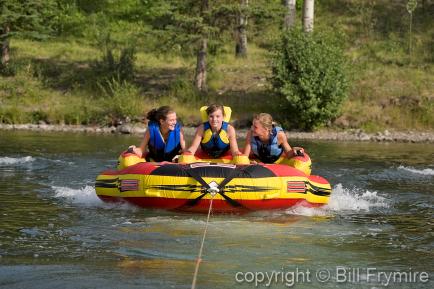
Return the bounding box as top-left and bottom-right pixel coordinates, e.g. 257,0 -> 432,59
0,0 -> 60,75
145,0 -> 247,56
0,0 -> 59,39
271,28 -> 350,130
0,105 -> 26,124
1,0 -> 433,131
75,0 -> 109,14
167,74 -> 200,104
91,33 -> 136,85
0,62 -> 16,76
98,79 -> 144,124
55,1 -> 88,36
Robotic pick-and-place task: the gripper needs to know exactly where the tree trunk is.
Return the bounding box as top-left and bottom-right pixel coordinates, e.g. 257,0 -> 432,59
195,38 -> 208,91
235,0 -> 248,58
284,0 -> 296,29
302,0 -> 314,32
1,24 -> 10,67
195,0 -> 209,91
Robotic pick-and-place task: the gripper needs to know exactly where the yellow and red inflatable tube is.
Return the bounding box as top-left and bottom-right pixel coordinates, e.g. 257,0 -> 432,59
118,148 -> 312,176
96,158 -> 331,213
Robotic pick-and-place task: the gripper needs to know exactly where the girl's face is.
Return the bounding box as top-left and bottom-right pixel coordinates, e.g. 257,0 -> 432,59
208,109 -> 224,130
252,119 -> 268,138
160,112 -> 177,131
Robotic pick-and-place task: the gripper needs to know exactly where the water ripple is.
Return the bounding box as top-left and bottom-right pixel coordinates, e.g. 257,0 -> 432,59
0,156 -> 35,165
398,165 -> 434,176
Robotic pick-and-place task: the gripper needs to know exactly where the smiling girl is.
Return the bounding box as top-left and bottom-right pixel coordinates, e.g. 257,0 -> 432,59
129,106 -> 185,162
185,104 -> 241,158
243,113 -> 302,163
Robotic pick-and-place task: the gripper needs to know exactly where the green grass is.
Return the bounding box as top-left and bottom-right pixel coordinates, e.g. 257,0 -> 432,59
315,0 -> 434,131
1,0 -> 433,131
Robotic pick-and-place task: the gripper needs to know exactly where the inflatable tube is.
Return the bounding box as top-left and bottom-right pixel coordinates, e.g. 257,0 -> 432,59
118,148 -> 312,175
96,157 -> 331,213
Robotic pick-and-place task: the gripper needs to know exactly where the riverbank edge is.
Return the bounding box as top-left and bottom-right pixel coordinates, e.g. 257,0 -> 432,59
2,123 -> 434,143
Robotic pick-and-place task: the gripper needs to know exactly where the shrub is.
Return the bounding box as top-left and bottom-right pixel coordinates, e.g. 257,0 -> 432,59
167,74 -> 200,104
0,63 -> 16,77
270,28 -> 350,130
91,33 -> 137,85
55,3 -> 88,37
99,79 -> 144,124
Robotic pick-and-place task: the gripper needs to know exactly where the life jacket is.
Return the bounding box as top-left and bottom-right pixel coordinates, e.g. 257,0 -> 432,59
147,121 -> 181,162
251,126 -> 284,163
200,121 -> 230,158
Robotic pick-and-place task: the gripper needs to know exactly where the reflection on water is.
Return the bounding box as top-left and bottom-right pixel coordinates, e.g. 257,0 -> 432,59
0,131 -> 433,288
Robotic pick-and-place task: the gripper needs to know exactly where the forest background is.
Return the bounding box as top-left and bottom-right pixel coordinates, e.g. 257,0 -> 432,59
0,0 -> 433,133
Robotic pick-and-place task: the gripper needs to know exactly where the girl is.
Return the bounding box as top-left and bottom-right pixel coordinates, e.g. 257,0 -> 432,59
243,113 -> 302,163
129,106 -> 185,162
185,104 -> 241,158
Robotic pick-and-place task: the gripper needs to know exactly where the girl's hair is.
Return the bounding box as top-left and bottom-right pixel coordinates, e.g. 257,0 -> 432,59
253,113 -> 274,131
206,104 -> 225,116
147,106 -> 175,122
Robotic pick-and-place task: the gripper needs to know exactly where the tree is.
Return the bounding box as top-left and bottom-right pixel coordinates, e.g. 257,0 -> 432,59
283,0 -> 296,29
142,0 -> 286,90
302,0 -> 314,32
406,0 -> 417,60
1,22 -> 9,67
235,0 -> 248,57
195,0 -> 209,91
146,0 -> 241,91
0,0 -> 57,70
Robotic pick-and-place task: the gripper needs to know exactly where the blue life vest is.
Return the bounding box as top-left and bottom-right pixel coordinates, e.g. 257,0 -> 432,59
147,121 -> 181,162
200,121 -> 230,158
251,126 -> 284,163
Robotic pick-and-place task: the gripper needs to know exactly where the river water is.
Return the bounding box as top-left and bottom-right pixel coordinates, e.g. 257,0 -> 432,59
0,131 -> 433,289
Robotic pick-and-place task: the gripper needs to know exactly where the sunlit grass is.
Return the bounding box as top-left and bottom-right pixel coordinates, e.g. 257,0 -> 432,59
12,38 -> 99,62
2,2 -> 434,132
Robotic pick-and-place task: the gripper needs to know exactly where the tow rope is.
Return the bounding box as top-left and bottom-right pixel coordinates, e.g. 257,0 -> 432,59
188,164 -> 248,287
191,190 -> 215,289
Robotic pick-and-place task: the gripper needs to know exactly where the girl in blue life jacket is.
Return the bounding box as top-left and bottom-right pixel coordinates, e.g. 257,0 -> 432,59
243,113 -> 303,163
129,106 -> 185,162
184,104 -> 242,158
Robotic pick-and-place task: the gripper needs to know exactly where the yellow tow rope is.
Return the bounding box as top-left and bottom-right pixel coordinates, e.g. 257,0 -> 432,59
191,195 -> 215,289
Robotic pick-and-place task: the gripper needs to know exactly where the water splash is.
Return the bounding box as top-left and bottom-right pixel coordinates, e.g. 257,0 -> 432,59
0,156 -> 35,165
52,185 -> 138,211
52,185 -> 103,207
286,183 -> 390,216
398,165 -> 434,176
328,183 -> 389,211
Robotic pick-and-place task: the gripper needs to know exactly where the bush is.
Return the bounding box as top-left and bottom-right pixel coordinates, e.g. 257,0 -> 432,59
98,79 -> 144,124
56,3 -> 88,37
91,33 -> 136,86
0,63 -> 16,77
167,74 -> 200,104
270,29 -> 350,130
0,105 -> 27,124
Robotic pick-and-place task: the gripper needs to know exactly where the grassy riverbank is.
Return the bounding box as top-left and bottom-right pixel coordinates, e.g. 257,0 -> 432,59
0,1 -> 433,132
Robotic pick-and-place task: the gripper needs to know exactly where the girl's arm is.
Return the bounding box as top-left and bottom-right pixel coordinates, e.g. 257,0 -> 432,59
184,124 -> 204,155
130,130 -> 150,157
179,127 -> 186,151
228,125 -> 242,156
277,131 -> 293,157
243,130 -> 252,157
